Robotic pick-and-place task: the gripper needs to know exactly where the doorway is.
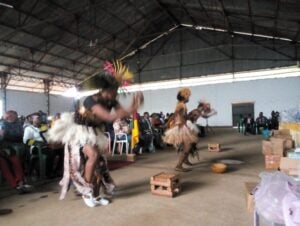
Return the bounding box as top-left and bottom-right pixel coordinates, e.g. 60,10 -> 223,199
232,102 -> 254,127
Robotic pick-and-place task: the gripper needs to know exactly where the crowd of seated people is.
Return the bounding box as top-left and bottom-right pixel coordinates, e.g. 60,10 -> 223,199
0,110 -> 64,193
0,111 -> 31,193
23,113 -> 63,179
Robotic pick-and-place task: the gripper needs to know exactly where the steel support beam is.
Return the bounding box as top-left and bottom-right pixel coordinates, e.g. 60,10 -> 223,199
45,0 -> 131,49
9,6 -> 111,60
0,39 -> 98,71
0,62 -> 78,84
125,0 -> 159,32
43,79 -> 50,115
140,35 -> 172,71
175,1 -> 233,59
196,0 -> 215,28
0,72 -> 9,112
153,0 -> 180,25
247,0 -> 255,36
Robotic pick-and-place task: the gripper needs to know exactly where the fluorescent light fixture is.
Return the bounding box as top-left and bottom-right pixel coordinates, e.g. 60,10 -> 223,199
124,66 -> 300,92
181,23 -> 296,43
62,87 -> 78,98
0,2 -> 13,8
62,87 -> 99,99
55,65 -> 300,95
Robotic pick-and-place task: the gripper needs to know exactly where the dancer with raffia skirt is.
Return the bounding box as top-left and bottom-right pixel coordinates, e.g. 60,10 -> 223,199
163,88 -> 199,172
49,60 -> 143,207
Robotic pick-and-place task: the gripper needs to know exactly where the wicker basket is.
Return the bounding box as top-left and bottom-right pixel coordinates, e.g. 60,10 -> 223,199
211,163 -> 227,173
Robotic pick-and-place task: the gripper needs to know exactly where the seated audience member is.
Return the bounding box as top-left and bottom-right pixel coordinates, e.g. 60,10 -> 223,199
113,117 -> 131,153
150,113 -> 165,149
0,147 -> 31,193
131,113 -> 154,154
244,114 -> 255,135
0,110 -> 27,170
159,111 -> 165,124
256,112 -> 269,134
139,112 -> 155,153
0,110 -> 23,143
23,113 -> 62,178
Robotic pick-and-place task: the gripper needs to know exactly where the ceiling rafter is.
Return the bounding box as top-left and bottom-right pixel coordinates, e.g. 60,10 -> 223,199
0,61 -> 78,83
0,51 -> 84,76
45,0 -> 132,51
247,0 -> 255,36
196,0 -> 215,28
273,0 -> 280,38
0,39 -> 98,70
229,14 -> 293,42
19,0 -> 40,27
153,0 -> 180,25
125,0 -> 159,32
13,5 -> 112,61
97,3 -> 139,36
0,21 -> 106,70
176,0 -> 197,24
293,23 -> 300,43
72,47 -> 104,78
217,0 -> 233,33
174,1 -> 232,59
236,34 -> 295,60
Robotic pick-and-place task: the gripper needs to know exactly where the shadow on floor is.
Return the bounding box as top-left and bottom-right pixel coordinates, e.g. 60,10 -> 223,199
180,181 -> 206,194
115,179 -> 150,198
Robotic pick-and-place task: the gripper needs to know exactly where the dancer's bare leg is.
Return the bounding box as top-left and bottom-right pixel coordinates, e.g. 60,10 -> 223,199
82,145 -> 109,206
83,144 -> 99,183
175,141 -> 192,172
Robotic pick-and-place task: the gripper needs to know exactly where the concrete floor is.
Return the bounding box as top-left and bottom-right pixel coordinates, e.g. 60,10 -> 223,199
0,128 -> 266,226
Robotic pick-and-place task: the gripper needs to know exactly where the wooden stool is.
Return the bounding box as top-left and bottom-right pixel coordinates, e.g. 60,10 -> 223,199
208,143 -> 221,152
150,172 -> 181,197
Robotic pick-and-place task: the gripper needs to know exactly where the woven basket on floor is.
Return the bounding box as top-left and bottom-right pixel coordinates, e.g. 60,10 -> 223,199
211,163 -> 227,173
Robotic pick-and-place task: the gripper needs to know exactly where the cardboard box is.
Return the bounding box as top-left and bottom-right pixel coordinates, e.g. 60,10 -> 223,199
265,155 -> 281,170
269,137 -> 285,156
262,140 -> 273,155
244,182 -> 258,212
273,134 -> 293,140
274,129 -> 290,136
280,157 -> 300,176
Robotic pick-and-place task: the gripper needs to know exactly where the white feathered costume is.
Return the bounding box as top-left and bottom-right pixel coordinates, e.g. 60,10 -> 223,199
48,112 -> 108,200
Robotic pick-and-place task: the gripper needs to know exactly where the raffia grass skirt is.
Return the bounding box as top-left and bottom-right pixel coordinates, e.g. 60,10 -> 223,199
163,122 -> 199,146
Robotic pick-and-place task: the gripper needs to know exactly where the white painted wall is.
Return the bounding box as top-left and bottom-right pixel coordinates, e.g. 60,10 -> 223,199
1,77 -> 299,126
0,89 -> 74,117
128,77 -> 300,126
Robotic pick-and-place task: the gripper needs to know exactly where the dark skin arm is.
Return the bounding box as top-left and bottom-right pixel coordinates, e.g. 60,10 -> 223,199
91,92 -> 144,122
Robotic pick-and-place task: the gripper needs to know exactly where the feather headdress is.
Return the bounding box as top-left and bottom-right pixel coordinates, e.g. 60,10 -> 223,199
177,87 -> 191,101
81,60 -> 134,91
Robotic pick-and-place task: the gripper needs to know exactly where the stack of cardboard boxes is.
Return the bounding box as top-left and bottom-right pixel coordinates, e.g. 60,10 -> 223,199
245,129 -> 299,212
262,129 -> 295,170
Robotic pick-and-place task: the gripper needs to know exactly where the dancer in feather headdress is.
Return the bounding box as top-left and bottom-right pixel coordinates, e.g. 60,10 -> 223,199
49,60 -> 143,207
163,88 -> 199,172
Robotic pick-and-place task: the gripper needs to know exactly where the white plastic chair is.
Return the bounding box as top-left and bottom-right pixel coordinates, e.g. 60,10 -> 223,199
104,132 -> 111,154
112,133 -> 129,156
